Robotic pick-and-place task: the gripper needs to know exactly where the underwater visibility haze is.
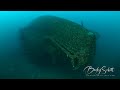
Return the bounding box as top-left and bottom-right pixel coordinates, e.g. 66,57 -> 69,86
0,11 -> 120,79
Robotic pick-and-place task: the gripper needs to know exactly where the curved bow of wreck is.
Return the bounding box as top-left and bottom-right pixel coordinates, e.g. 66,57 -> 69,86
20,15 -> 97,71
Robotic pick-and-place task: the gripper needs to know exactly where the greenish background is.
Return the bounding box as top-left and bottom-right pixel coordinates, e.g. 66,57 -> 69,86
0,11 -> 120,79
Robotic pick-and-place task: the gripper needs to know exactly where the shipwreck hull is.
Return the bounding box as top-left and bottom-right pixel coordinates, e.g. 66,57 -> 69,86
20,15 -> 96,70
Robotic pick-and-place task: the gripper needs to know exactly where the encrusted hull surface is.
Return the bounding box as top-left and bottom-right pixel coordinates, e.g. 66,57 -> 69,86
20,15 -> 96,70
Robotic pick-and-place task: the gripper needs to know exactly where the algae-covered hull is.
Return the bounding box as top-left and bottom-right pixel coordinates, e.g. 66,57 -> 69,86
20,15 -> 96,70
